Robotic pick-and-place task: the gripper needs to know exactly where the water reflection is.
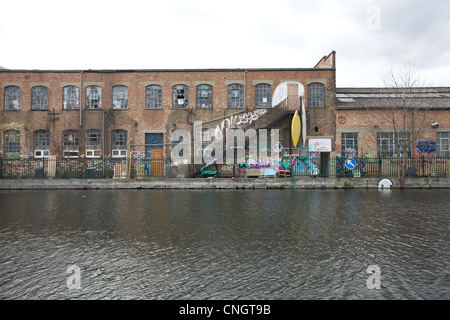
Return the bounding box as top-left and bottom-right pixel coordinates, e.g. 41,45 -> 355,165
0,189 -> 448,300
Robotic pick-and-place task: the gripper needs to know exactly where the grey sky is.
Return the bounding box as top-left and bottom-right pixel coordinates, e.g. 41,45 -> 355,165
0,0 -> 449,87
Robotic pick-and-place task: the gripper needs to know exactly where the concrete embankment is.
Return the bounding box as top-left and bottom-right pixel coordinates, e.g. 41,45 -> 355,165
0,177 -> 449,189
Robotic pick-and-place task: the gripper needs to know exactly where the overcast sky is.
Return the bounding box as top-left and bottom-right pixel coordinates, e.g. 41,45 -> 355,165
0,0 -> 449,87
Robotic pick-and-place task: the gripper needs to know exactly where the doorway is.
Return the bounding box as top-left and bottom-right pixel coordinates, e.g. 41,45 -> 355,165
145,133 -> 164,177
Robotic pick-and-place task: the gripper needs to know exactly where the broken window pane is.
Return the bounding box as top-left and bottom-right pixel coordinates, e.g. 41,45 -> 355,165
196,84 -> 212,108
63,86 -> 79,109
5,86 -> 21,110
32,86 -> 48,110
113,86 -> 128,109
86,86 -> 102,109
146,85 -> 162,109
173,85 -> 188,108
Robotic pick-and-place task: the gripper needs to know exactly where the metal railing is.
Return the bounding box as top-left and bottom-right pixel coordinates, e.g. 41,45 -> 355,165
291,155 -> 450,178
0,157 -> 172,179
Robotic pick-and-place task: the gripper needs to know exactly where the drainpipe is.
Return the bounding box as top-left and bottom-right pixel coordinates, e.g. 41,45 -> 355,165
102,110 -> 105,176
79,70 -> 84,127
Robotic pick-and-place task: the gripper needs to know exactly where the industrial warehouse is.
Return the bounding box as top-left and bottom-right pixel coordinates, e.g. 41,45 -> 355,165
0,51 -> 449,184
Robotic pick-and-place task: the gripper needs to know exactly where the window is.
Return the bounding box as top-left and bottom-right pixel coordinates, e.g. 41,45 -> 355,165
146,85 -> 162,109
377,132 -> 411,157
196,84 -> 212,108
112,86 -> 128,109
308,83 -> 324,107
4,130 -> 20,154
173,85 -> 188,108
85,129 -> 101,149
86,86 -> 102,109
341,133 -> 358,157
111,130 -> 127,150
255,83 -> 271,108
228,84 -> 244,108
34,130 -> 50,149
63,86 -> 79,109
63,130 -> 79,148
32,86 -> 48,110
5,86 -> 21,110
437,132 -> 450,157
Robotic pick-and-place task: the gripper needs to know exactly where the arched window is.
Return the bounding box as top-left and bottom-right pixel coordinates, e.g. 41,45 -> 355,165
146,85 -> 162,109
196,84 -> 213,108
173,85 -> 188,108
227,84 -> 244,108
86,129 -> 101,149
4,130 -> 20,155
32,86 -> 48,110
86,86 -> 102,109
5,86 -> 20,110
63,130 -> 79,148
34,130 -> 50,149
63,86 -> 79,109
112,86 -> 128,109
255,83 -> 271,108
111,129 -> 127,150
308,83 -> 324,107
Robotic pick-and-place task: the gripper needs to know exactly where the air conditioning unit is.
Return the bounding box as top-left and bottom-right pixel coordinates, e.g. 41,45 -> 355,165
86,149 -> 101,158
34,150 -> 50,158
112,149 -> 127,158
63,150 -> 79,158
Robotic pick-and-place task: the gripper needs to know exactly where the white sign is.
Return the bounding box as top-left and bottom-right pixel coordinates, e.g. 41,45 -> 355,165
308,139 -> 332,152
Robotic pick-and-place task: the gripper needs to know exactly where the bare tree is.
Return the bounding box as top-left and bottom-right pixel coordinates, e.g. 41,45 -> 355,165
364,62 -> 441,188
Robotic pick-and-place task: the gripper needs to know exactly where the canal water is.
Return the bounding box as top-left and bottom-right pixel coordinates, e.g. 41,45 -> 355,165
0,189 -> 448,300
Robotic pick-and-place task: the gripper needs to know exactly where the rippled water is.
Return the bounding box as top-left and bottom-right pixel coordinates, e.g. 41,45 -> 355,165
0,189 -> 448,300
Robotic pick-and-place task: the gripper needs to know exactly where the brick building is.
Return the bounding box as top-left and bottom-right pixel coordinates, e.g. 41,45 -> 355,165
335,87 -> 450,158
0,51 -> 337,177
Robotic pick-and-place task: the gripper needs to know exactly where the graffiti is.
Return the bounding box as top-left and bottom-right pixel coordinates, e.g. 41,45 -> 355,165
272,141 -> 283,153
240,156 -> 289,170
0,122 -> 25,130
292,156 -> 318,173
417,141 -> 437,154
309,139 -> 332,152
344,147 -> 357,158
221,165 -> 234,171
214,109 -> 267,139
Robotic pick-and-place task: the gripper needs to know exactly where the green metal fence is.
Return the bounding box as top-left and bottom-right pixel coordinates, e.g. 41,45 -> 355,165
292,155 -> 449,178
0,157 -> 172,179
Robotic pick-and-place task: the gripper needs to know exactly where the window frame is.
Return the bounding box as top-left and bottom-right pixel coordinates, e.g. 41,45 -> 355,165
146,85 -> 162,109
341,132 -> 358,157
86,86 -> 102,109
377,132 -> 412,158
33,130 -> 50,149
4,86 -> 21,110
112,85 -> 128,109
227,83 -> 244,108
437,132 -> 450,157
63,86 -> 79,110
308,83 -> 325,107
172,85 -> 189,109
111,129 -> 128,150
85,129 -> 102,149
63,130 -> 79,149
196,84 -> 213,108
255,83 -> 271,108
4,130 -> 20,154
32,86 -> 49,110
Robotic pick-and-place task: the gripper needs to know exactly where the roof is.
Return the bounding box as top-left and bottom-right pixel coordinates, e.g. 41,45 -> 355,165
336,87 -> 450,110
0,67 -> 334,73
